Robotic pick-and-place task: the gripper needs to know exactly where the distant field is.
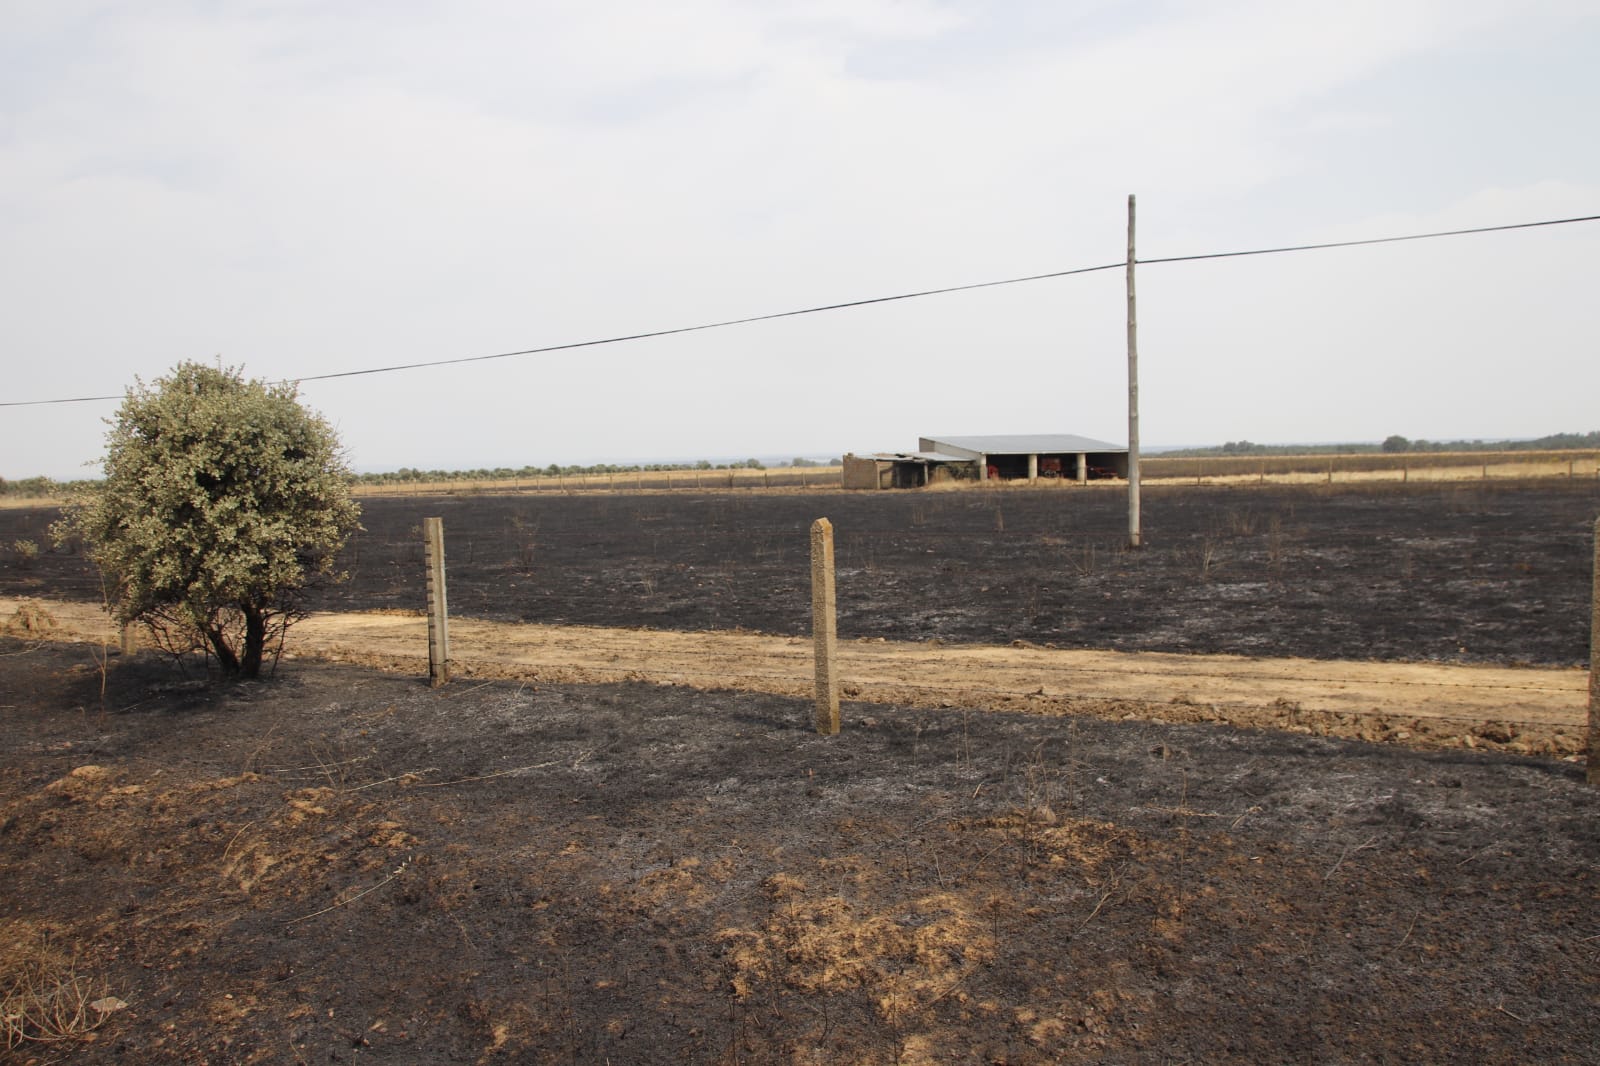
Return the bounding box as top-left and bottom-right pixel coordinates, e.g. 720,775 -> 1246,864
349,450 -> 1599,496
349,464 -> 843,497
7,450 -> 1596,507
1141,448 -> 1600,485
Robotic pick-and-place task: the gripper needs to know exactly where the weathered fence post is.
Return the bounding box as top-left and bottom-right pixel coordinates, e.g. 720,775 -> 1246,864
1588,517 -> 1599,787
119,622 -> 136,656
810,518 -> 841,735
424,517 -> 451,687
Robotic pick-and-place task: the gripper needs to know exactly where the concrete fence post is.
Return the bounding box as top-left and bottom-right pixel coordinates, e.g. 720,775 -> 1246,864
810,517 -> 841,735
1588,517 -> 1599,787
424,517 -> 451,688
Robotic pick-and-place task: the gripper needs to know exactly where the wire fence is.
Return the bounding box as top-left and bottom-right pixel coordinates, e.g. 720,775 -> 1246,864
3,474 -> 1595,669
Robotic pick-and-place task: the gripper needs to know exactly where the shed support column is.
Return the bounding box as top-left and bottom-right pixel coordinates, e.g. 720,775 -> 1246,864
1077,453 -> 1088,484
1028,454 -> 1038,483
977,454 -> 987,481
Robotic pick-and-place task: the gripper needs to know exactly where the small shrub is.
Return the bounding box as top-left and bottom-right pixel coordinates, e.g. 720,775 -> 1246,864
4,601 -> 56,634
10,540 -> 39,567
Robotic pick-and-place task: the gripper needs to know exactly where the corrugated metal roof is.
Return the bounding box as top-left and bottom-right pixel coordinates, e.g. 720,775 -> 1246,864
923,434 -> 1126,454
862,451 -> 973,463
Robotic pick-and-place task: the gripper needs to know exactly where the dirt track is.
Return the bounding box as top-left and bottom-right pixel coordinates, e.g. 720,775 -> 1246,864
5,596 -> 1587,754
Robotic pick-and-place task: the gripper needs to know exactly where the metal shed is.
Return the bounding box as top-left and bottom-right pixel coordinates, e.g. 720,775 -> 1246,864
840,451 -> 975,489
918,434 -> 1130,484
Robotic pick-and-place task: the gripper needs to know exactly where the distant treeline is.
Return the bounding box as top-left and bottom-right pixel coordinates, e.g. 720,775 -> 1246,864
0,457 -> 842,497
0,476 -> 98,498
349,456 -> 838,487
10,436 -> 1594,496
1158,431 -> 1600,459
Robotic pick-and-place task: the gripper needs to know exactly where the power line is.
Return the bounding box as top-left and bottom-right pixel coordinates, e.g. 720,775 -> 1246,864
288,260 -> 1127,386
5,211 -> 1597,409
1139,213 -> 1600,266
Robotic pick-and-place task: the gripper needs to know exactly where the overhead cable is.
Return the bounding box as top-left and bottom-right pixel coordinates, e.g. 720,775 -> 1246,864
4,211 -> 1596,408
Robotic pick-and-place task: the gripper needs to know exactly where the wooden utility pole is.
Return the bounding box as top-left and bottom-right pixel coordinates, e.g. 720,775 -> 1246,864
1127,193 -> 1142,549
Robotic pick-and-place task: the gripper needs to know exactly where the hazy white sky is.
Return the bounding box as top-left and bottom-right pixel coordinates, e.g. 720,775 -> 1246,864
4,0 -> 1597,479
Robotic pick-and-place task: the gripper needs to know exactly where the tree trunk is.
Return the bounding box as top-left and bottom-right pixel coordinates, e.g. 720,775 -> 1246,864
206,623 -> 241,675
239,605 -> 267,678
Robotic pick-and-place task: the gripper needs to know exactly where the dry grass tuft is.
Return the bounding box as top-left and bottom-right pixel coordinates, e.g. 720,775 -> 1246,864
0,923 -> 120,1051
2,599 -> 57,636
718,868 -> 996,1032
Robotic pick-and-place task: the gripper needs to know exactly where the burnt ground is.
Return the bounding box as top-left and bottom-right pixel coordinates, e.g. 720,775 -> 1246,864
3,638 -> 1599,1065
2,480 -> 1599,1062
8,479 -> 1599,666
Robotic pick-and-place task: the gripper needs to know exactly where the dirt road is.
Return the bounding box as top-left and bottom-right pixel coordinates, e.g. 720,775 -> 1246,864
5,595 -> 1586,754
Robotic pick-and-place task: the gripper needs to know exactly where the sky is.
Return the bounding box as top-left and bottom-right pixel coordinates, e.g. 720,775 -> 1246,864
3,0 -> 1598,480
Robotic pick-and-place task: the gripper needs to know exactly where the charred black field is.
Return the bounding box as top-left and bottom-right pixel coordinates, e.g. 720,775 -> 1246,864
6,478 -> 1598,665
2,478 -> 1598,1063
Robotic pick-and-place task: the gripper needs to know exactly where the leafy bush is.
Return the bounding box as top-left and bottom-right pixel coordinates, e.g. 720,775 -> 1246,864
53,362 -> 360,677
10,540 -> 39,568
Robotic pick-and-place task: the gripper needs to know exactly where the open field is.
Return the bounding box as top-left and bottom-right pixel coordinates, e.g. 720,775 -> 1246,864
6,449 -> 1595,508
1140,448 -> 1600,485
350,465 -> 843,498
2,479 -> 1598,1061
8,478 -> 1597,667
3,638 -> 1599,1063
335,450 -> 1599,497
5,595 -> 1590,757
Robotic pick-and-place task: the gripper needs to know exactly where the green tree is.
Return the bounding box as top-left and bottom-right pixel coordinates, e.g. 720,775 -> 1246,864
55,362 -> 360,677
1382,435 -> 1411,453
